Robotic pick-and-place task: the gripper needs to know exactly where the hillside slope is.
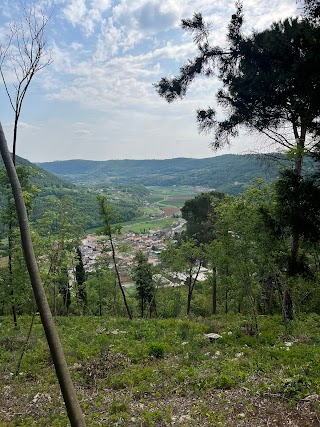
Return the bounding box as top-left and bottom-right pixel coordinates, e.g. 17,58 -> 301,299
0,155 -> 101,229
38,154 -> 284,194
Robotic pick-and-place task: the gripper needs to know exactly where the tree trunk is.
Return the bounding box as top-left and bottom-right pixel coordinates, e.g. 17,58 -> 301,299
186,262 -> 202,315
289,136 -> 305,274
225,288 -> 229,314
109,232 -> 132,319
0,122 -> 87,427
212,267 -> 217,315
8,224 -> 18,327
98,280 -> 102,316
186,280 -> 192,315
285,135 -> 305,320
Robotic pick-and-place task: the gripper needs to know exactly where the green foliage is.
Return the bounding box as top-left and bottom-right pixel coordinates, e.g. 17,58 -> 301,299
181,191 -> 224,244
132,251 -> 156,318
1,314 -> 320,425
147,342 -> 165,359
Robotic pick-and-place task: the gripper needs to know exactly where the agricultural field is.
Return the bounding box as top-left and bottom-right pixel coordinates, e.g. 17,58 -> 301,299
114,186 -> 201,234
146,186 -> 199,210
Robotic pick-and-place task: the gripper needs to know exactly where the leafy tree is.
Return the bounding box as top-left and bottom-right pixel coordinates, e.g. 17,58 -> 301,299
155,5 -> 320,170
207,183 -> 284,321
181,191 -> 224,314
161,239 -> 205,315
181,191 -> 224,245
132,250 -> 156,318
155,3 -> 320,316
0,166 -> 39,325
36,196 -> 83,316
57,268 -> 71,315
302,0 -> 320,23
259,170 -> 320,319
85,267 -> 117,316
0,125 -> 86,427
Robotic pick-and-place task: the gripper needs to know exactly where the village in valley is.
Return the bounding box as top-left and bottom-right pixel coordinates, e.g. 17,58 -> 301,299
79,216 -> 208,291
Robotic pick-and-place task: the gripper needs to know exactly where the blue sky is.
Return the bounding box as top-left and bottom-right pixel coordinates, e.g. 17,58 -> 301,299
0,0 -> 298,162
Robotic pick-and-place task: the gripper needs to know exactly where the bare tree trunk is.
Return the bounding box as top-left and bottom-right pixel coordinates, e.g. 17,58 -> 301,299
283,135 -> 305,321
225,288 -> 229,314
98,280 -> 102,316
212,267 -> 217,315
186,262 -> 202,315
288,137 -> 304,276
0,122 -> 86,427
109,233 -> 132,319
8,223 -> 18,327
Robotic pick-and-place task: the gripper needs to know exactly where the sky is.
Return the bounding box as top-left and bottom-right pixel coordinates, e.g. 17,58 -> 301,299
0,0 -> 299,163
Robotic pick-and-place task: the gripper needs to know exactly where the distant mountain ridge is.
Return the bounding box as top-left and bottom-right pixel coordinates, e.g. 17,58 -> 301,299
38,154 -> 284,194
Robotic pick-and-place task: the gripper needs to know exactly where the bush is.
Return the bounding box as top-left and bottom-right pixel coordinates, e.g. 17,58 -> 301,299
148,342 -> 165,358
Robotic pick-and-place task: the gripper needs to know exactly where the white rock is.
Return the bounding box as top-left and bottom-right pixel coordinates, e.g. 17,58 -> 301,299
205,333 -> 222,341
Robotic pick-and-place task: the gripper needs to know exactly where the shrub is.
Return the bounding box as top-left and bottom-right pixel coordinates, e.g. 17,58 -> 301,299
148,342 -> 165,358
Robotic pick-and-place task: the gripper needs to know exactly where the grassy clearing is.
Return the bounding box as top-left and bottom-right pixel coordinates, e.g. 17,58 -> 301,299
121,217 -> 178,233
0,256 -> 8,268
0,314 -> 319,426
147,186 -> 198,201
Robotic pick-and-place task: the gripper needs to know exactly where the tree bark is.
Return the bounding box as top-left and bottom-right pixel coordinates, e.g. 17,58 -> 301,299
109,232 -> 132,319
0,122 -> 86,427
186,262 -> 201,315
212,267 -> 217,315
288,136 -> 305,275
225,288 -> 229,314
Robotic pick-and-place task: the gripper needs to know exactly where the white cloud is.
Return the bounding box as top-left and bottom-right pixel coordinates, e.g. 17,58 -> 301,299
73,129 -> 91,135
62,0 -> 87,26
91,0 -> 111,12
62,0 -> 111,36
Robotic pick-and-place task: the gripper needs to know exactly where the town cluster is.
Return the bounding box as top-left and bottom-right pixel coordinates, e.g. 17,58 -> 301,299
79,219 -> 208,288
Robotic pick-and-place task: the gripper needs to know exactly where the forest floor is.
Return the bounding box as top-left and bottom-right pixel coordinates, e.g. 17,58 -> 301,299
0,314 -> 319,426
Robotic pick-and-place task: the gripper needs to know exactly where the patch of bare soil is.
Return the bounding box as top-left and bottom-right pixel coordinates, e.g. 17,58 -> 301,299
129,390 -> 320,426
162,206 -> 180,216
1,382 -> 319,426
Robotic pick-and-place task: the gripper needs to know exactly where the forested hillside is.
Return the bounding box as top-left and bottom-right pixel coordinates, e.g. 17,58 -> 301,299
38,154 -> 283,194
0,156 -> 149,230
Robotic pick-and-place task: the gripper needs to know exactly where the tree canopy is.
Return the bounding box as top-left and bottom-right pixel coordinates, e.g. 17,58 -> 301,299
155,2 -> 320,172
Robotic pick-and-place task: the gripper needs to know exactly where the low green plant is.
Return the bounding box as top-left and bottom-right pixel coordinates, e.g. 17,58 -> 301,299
109,400 -> 129,415
148,342 -> 165,358
141,409 -> 171,426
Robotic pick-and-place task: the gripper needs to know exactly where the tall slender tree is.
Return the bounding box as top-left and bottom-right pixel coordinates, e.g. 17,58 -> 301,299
97,195 -> 132,319
75,247 -> 87,312
0,123 -> 87,427
0,3 -> 86,425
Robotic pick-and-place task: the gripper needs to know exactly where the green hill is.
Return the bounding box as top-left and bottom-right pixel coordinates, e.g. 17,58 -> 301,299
0,156 -> 151,230
0,156 -> 102,230
1,155 -> 76,189
38,154 -> 286,194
